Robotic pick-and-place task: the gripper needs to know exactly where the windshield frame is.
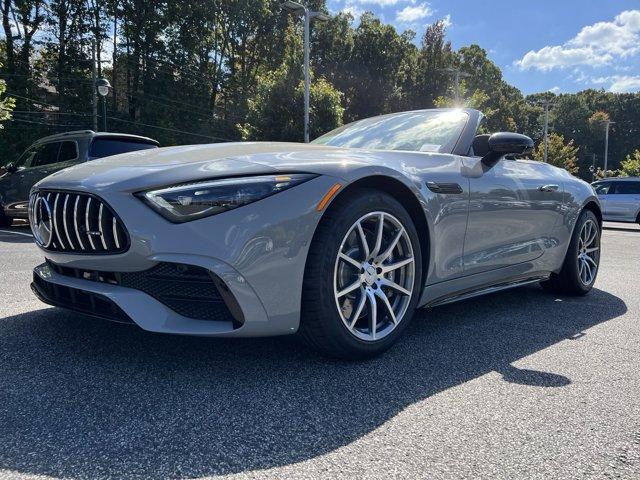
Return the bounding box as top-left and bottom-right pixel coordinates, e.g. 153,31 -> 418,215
311,109 -> 475,155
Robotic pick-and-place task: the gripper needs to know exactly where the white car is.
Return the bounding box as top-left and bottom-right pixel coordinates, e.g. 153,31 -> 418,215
592,177 -> 640,224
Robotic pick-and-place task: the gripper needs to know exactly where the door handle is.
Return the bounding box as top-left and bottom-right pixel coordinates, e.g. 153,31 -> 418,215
538,184 -> 559,192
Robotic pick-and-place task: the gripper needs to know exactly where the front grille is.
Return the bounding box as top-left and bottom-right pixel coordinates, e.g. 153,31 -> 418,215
47,261 -> 244,326
32,271 -> 134,324
29,190 -> 129,254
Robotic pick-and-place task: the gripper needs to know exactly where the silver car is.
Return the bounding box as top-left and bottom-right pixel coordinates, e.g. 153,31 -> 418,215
592,177 -> 640,224
28,109 -> 602,358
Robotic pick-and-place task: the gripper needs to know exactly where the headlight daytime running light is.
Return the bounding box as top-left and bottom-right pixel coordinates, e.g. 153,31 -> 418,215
138,174 -> 317,223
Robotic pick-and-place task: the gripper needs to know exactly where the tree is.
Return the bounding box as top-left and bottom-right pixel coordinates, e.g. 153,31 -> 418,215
410,19 -> 455,108
620,149 -> 640,177
531,132 -> 579,174
434,81 -> 496,122
241,69 -> 343,142
240,24 -> 343,141
346,12 -> 416,120
0,62 -> 15,129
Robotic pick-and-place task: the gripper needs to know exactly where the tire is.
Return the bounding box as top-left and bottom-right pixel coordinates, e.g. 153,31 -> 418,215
300,188 -> 423,359
541,209 -> 601,296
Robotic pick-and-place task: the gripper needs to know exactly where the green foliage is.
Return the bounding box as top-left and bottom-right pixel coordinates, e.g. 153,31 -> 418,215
241,70 -> 344,142
620,150 -> 640,177
0,63 -> 15,129
594,168 -> 621,180
0,1 -> 639,181
532,133 -> 579,174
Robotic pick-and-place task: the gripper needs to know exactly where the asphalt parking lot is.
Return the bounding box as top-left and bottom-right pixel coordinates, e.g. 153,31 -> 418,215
0,222 -> 639,480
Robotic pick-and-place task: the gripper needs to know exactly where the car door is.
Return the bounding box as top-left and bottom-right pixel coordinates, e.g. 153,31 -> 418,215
592,181 -> 612,218
16,142 -> 63,201
1,146 -> 39,209
606,181 -> 640,222
461,157 -> 564,275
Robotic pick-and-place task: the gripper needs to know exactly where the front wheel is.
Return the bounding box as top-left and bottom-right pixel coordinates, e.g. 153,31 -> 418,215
541,209 -> 601,295
300,189 -> 423,359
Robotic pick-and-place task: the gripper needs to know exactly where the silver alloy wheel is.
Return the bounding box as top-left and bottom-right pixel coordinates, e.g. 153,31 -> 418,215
577,219 -> 600,286
333,211 -> 415,342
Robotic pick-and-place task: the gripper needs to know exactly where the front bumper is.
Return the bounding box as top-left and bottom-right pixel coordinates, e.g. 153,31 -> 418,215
30,175 -> 338,336
32,261 -> 250,334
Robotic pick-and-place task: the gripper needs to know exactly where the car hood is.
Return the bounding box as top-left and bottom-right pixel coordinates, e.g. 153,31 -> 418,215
34,141 -> 447,193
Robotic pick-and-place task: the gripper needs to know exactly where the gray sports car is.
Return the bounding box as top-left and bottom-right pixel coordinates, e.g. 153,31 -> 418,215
28,108 -> 602,358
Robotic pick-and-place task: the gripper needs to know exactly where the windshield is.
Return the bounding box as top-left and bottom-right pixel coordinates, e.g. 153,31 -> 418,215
312,110 -> 469,153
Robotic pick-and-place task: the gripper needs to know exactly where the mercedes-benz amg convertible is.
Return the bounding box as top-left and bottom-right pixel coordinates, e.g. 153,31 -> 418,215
28,108 -> 602,358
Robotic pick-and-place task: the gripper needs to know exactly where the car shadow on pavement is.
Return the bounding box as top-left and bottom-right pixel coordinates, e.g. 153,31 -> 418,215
0,228 -> 34,244
0,285 -> 626,479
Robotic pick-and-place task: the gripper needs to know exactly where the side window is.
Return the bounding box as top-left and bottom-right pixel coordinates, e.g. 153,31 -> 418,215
31,142 -> 61,168
58,141 -> 78,162
593,182 -> 611,195
14,147 -> 39,168
612,182 -> 640,195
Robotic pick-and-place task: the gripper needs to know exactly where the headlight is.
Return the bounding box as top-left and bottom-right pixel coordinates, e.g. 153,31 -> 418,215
138,174 -> 317,223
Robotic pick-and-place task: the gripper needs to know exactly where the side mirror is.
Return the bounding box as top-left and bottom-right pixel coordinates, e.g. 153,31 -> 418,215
481,132 -> 534,167
5,162 -> 17,173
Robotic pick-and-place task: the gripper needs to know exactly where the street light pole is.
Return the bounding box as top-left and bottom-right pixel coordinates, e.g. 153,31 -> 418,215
303,9 -> 310,144
543,102 -> 550,163
603,120 -> 615,176
439,68 -> 470,106
530,99 -> 553,163
91,40 -> 98,131
282,1 -> 329,143
95,78 -> 111,132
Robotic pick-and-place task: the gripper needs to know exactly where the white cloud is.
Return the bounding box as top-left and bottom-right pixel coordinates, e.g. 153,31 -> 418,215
516,10 -> 640,71
396,3 -> 433,22
441,14 -> 452,29
342,3 -> 364,20
351,0 -> 406,5
591,75 -> 640,93
517,46 -> 612,71
549,86 -> 561,94
609,76 -> 640,92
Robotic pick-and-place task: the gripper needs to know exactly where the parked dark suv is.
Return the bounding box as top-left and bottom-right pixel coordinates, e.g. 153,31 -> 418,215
0,131 -> 159,226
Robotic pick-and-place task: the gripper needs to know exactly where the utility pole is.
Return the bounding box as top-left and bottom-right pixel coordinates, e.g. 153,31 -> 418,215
543,102 -> 550,163
439,68 -> 470,105
603,120 -> 615,176
281,2 -> 330,143
303,10 -> 310,144
91,40 -> 98,131
531,99 -> 554,163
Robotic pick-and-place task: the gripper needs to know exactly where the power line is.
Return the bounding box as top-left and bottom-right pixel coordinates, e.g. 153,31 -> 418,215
125,93 -> 241,135
8,117 -> 86,128
1,73 -> 94,84
5,90 -> 243,136
123,56 -> 218,85
106,116 -> 236,142
9,109 -> 92,117
5,92 -> 63,109
132,92 -> 217,117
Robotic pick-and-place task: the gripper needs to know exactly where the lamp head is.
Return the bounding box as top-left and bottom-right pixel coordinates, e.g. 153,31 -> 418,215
95,78 -> 111,97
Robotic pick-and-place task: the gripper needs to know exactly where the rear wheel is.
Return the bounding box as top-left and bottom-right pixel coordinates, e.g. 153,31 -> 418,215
541,209 -> 600,295
300,189 -> 422,359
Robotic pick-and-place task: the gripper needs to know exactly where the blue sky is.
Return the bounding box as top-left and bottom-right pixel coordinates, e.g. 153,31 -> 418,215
325,0 -> 640,95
